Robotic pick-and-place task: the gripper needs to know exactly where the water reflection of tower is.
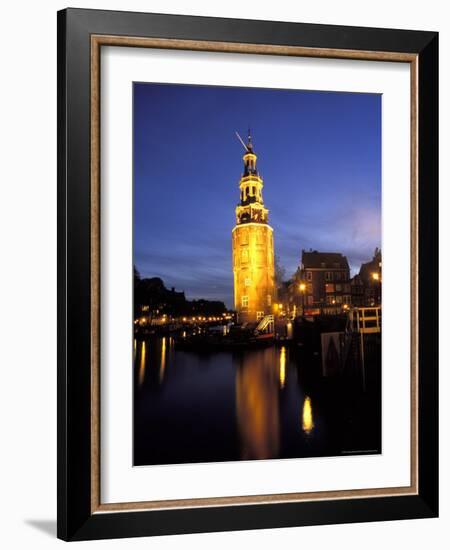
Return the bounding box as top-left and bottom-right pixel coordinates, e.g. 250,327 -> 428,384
235,348 -> 280,460
232,131 -> 276,323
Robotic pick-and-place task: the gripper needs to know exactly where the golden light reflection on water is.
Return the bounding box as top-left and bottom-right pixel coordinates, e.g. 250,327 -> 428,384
133,339 -> 137,361
159,337 -> 167,382
302,396 -> 314,435
235,348 -> 280,460
279,346 -> 286,388
138,341 -> 146,387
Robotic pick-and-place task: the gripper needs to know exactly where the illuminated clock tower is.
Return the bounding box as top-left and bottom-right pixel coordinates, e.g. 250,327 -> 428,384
232,132 -> 275,323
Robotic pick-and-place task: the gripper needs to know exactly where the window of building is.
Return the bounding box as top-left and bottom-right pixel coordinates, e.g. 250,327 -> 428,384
325,271 -> 333,281
256,250 -> 264,264
335,272 -> 341,281
325,283 -> 335,293
335,283 -> 342,292
306,271 -> 312,281
241,248 -> 248,262
267,294 -> 272,306
244,277 -> 251,287
242,296 -> 248,308
307,295 -> 313,306
336,295 -> 343,304
326,295 -> 335,305
343,295 -> 351,304
256,311 -> 264,320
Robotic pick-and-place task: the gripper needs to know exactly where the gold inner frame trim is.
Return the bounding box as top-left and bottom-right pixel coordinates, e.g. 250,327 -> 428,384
90,34 -> 419,514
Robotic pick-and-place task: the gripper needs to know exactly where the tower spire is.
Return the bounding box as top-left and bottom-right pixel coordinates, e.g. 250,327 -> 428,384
235,131 -> 267,221
242,130 -> 257,177
247,127 -> 253,151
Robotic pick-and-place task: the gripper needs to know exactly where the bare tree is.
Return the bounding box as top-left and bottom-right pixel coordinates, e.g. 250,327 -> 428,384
274,255 -> 286,286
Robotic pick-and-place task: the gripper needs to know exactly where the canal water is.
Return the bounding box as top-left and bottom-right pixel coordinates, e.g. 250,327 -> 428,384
133,334 -> 381,466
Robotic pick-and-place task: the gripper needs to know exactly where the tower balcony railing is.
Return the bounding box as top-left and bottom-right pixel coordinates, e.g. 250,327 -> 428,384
240,175 -> 262,183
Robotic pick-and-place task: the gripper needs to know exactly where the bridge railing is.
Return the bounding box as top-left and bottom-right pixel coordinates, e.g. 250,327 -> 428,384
348,307 -> 381,334
255,314 -> 274,334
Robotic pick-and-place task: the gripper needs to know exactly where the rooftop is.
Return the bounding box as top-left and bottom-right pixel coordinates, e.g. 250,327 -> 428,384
301,250 -> 350,270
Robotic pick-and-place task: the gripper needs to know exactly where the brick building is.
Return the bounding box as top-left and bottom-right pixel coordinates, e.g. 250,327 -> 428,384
288,250 -> 351,315
358,248 -> 382,306
350,273 -> 365,307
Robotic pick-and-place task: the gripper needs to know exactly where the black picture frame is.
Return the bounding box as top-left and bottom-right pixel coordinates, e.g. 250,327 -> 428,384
57,7 -> 438,541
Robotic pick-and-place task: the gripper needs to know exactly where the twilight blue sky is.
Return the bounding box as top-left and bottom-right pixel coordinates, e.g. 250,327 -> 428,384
134,82 -> 381,308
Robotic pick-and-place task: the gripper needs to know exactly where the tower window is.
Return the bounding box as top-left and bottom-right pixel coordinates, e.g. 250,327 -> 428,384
267,294 -> 272,306
244,277 -> 251,287
242,296 -> 249,308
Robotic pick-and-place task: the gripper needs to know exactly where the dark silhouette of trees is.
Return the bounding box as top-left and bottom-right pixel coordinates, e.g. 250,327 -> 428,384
134,266 -> 227,318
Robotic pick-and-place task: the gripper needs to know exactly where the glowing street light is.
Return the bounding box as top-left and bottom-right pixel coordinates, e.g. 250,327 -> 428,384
298,282 -> 307,316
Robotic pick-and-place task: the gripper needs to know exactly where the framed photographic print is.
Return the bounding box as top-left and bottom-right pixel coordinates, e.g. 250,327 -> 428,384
57,8 -> 438,541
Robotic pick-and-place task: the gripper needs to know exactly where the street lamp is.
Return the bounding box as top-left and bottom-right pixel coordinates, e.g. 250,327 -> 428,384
371,271 -> 381,305
299,282 -> 306,315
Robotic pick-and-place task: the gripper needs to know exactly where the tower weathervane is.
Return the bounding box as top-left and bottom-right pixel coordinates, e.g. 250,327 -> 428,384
235,131 -> 248,152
